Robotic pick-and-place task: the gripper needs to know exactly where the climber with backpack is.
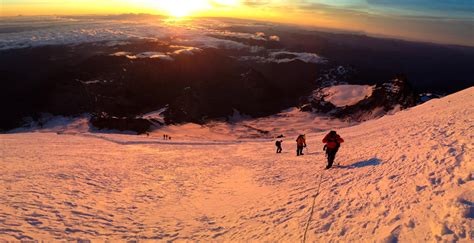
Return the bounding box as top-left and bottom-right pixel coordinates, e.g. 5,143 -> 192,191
296,134 -> 307,156
322,131 -> 344,169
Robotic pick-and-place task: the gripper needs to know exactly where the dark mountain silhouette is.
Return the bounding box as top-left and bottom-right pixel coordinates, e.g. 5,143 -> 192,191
1,23 -> 473,132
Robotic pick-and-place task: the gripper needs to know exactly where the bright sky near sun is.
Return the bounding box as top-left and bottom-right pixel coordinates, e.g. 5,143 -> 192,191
1,0 -> 473,46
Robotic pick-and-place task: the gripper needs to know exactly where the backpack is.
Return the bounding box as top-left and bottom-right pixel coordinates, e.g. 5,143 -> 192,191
331,137 -> 341,151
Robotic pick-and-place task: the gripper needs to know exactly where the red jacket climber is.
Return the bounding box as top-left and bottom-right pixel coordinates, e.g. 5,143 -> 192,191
322,131 -> 344,169
322,131 -> 344,149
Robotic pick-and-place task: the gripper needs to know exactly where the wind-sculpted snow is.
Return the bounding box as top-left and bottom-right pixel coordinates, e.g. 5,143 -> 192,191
0,88 -> 472,241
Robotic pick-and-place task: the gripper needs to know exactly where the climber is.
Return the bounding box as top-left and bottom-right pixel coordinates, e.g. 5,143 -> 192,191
296,134 -> 307,156
275,140 -> 283,153
322,131 -> 344,169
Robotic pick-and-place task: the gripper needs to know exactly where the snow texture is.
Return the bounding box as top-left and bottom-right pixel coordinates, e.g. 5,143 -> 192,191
0,87 -> 473,241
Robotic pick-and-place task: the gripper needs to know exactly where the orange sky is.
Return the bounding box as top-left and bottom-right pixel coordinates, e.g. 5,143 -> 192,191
1,0 -> 473,46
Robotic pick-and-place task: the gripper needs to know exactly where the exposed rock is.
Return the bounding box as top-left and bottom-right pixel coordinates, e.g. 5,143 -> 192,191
164,87 -> 207,124
90,115 -> 153,134
230,69 -> 282,116
299,104 -> 313,112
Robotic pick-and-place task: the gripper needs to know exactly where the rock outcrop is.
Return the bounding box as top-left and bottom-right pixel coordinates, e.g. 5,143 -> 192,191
91,114 -> 153,134
307,75 -> 417,121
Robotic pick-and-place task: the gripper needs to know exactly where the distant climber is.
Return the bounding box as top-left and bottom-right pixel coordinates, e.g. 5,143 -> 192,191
296,134 -> 307,156
275,140 -> 283,153
322,131 -> 344,169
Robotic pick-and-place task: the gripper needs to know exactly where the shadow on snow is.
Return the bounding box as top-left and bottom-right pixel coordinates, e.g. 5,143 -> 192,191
338,158 -> 381,169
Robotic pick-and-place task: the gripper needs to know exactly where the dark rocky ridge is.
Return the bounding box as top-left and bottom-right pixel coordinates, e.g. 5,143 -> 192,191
0,42 -> 319,131
90,115 -> 154,135
2,20 -> 473,133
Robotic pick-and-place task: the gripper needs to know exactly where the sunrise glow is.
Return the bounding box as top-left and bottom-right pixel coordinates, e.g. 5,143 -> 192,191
133,0 -> 240,18
150,0 -> 211,17
1,0 -> 473,47
1,0 -> 473,241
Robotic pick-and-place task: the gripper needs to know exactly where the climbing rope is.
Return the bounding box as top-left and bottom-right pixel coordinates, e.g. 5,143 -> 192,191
302,170 -> 325,243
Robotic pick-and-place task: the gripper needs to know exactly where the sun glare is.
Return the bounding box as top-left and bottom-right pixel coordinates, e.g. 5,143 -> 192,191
150,0 -> 210,18
145,0 -> 239,18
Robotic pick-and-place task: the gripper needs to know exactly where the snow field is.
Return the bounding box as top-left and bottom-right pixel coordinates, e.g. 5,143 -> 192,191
0,88 -> 472,241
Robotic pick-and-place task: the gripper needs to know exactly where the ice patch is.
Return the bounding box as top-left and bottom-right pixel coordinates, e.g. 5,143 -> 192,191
321,85 -> 374,107
142,108 -> 167,125
269,35 -> 280,41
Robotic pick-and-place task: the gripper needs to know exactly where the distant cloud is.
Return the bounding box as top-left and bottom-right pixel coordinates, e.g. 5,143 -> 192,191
111,46 -> 204,61
135,52 -> 174,60
179,35 -> 250,49
0,16 -> 170,50
211,30 -> 267,41
269,51 -> 327,63
170,46 -> 203,55
111,51 -> 174,61
110,51 -> 132,57
240,50 -> 327,64
0,15 -> 262,51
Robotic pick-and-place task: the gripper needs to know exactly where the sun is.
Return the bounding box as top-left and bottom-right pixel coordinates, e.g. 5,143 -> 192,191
167,6 -> 190,18
153,0 -> 211,18
144,0 -> 240,18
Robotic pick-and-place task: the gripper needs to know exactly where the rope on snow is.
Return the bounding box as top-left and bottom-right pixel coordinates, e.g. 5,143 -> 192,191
302,170 -> 325,243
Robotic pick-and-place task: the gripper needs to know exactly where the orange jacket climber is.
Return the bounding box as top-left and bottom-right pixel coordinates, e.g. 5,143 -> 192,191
296,135 -> 306,147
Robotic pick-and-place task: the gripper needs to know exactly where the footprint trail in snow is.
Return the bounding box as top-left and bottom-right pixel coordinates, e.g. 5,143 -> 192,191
0,88 -> 473,241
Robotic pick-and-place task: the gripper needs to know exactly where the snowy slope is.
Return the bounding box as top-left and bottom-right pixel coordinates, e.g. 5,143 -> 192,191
0,88 -> 473,241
